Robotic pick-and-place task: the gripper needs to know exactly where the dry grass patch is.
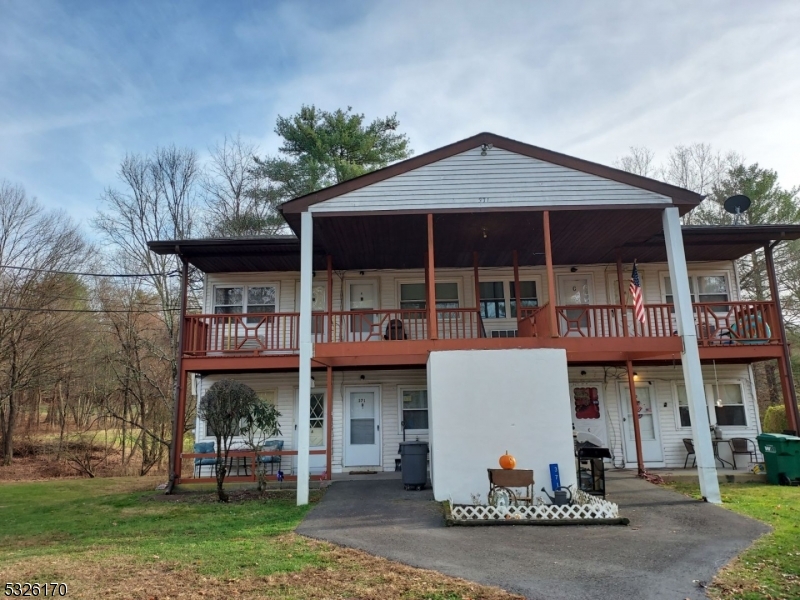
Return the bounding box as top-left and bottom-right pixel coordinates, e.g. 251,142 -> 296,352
2,536 -> 521,600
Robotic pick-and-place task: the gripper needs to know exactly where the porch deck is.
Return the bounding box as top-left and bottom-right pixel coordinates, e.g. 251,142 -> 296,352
181,299 -> 783,368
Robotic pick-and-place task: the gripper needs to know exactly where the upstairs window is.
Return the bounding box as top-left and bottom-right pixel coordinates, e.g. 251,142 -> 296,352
479,282 -> 505,318
510,281 -> 538,318
399,282 -> 460,310
214,285 -> 277,324
663,275 -> 729,306
477,281 -> 538,319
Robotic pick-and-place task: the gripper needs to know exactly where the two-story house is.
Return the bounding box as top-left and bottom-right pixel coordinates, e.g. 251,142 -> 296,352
149,133 -> 800,505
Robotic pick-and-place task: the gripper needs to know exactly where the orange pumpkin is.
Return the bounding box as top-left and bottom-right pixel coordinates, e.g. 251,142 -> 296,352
499,451 -> 516,470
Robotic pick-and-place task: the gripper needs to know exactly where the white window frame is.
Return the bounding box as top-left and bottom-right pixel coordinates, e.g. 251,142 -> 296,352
475,276 -> 542,320
397,385 -> 429,434
659,270 -> 734,305
709,380 -> 749,428
212,283 -> 280,315
671,380 -> 748,429
395,277 -> 463,311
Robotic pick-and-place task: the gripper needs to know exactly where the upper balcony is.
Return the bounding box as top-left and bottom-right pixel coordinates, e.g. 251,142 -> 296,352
181,299 -> 784,369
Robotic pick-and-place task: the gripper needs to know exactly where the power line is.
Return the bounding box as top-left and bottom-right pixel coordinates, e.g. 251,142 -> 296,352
0,265 -> 180,278
0,305 -> 180,314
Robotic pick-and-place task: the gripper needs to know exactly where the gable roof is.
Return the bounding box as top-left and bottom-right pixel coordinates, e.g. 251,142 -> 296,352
279,132 -> 705,222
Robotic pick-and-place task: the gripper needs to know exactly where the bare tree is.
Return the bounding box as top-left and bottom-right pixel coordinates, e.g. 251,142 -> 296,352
0,181 -> 89,465
203,134 -> 284,236
614,146 -> 656,177
94,146 -> 200,476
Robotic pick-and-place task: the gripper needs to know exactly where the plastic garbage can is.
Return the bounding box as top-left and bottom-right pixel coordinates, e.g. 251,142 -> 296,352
399,441 -> 429,490
757,433 -> 800,485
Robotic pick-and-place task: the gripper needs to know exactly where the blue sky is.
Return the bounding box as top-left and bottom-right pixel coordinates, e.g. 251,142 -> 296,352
1,0 -> 799,228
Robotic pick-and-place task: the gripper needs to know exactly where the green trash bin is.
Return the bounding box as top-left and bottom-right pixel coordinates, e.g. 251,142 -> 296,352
757,433 -> 800,485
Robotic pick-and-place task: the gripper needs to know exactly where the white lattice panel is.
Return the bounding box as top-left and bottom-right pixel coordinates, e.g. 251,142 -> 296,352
450,490 -> 619,522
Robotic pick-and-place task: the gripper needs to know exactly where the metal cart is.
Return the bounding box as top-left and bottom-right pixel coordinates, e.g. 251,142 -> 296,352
487,468 -> 534,506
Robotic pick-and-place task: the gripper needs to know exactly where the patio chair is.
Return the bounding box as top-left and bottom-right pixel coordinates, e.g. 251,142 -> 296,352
729,437 -> 758,469
257,439 -> 284,475
193,441 -> 217,477
682,438 -> 696,468
384,319 -> 407,340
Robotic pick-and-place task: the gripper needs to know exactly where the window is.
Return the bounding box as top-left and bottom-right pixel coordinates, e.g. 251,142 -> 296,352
399,282 -> 459,310
214,287 -> 243,314
309,393 -> 325,447
476,281 -> 538,319
510,281 -> 538,317
664,275 -> 729,306
675,384 -> 692,427
713,383 -> 746,426
400,389 -> 428,432
214,285 -> 277,324
479,282 -> 506,318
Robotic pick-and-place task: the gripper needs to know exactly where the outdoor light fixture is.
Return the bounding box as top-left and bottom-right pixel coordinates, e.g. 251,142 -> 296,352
480,143 -> 493,156
633,372 -> 639,380
482,227 -> 488,239
570,266 -> 578,273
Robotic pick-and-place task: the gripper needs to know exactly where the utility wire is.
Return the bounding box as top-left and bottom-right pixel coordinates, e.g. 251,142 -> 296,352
0,265 -> 180,278
0,305 -> 180,314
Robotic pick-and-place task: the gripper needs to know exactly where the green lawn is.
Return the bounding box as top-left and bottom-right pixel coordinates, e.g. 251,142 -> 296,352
666,481 -> 800,599
0,478 -> 321,578
0,478 -> 517,599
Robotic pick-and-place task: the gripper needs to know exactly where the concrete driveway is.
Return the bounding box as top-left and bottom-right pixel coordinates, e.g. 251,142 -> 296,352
297,471 -> 768,600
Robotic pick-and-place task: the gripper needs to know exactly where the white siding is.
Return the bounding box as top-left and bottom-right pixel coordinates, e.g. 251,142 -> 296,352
204,261 -> 738,320
196,363 -> 761,473
309,147 -> 670,213
567,364 -> 761,469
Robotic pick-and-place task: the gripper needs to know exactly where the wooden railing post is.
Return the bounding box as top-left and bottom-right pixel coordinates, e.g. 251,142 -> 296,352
543,211 -> 559,337
512,250 -> 522,319
327,255 -> 333,343
616,252 -> 629,337
427,214 -> 438,340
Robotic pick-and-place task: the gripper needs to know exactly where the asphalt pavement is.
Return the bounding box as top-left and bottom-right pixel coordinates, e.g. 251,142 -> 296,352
297,470 -> 768,600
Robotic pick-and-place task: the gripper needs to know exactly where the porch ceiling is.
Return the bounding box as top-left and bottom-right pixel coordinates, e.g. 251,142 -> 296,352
147,222 -> 800,273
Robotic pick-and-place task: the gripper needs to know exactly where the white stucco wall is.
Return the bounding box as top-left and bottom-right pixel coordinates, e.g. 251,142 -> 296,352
428,348 -> 576,505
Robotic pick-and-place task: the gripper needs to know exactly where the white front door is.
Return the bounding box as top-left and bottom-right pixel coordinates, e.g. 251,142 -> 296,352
344,386 -> 381,467
570,383 -> 608,447
620,384 -> 663,463
558,275 -> 594,336
347,282 -> 378,340
294,390 -> 327,475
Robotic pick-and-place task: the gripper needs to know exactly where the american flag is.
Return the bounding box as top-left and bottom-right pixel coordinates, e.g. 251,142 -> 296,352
630,261 -> 646,324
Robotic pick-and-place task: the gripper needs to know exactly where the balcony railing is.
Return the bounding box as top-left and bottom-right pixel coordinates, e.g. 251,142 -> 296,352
183,308 -> 485,355
521,301 -> 780,345
183,301 -> 779,357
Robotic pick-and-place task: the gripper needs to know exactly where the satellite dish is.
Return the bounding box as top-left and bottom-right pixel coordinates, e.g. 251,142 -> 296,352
724,195 -> 751,224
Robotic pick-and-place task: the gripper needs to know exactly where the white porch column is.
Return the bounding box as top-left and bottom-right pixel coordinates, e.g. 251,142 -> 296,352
663,207 -> 721,504
297,211 -> 313,506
